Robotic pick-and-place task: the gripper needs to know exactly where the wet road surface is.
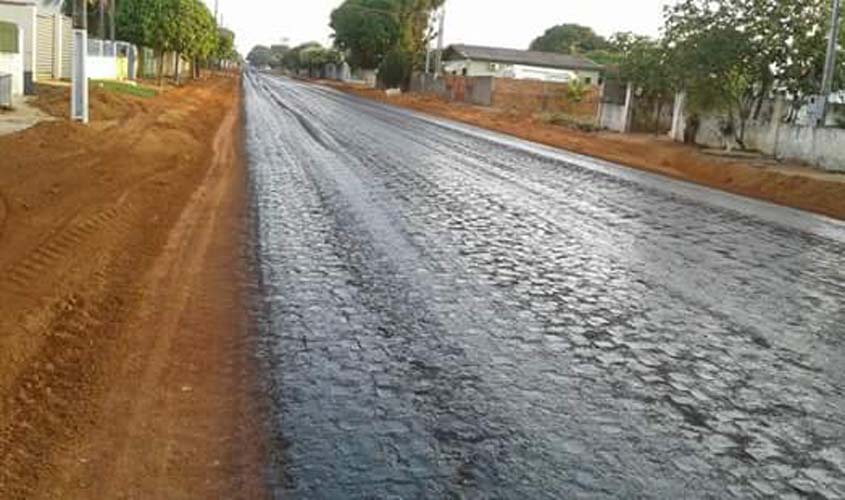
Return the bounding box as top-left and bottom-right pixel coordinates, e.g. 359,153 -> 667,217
243,72 -> 845,499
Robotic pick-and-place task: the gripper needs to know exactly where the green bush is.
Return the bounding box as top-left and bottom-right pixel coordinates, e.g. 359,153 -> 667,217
378,48 -> 412,89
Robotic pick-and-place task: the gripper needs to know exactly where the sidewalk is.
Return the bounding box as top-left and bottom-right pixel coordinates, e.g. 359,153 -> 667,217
0,96 -> 52,136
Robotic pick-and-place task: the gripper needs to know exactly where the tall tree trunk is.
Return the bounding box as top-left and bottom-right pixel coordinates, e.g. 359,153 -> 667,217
98,0 -> 105,39
109,0 -> 115,41
175,53 -> 181,85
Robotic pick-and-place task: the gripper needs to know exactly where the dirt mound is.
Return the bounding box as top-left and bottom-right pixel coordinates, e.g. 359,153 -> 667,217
0,74 -> 265,499
32,82 -> 151,121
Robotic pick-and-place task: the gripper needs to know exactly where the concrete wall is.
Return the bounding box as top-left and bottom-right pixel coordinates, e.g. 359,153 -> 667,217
0,20 -> 23,95
0,2 -> 35,91
693,98 -> 845,172
443,75 -> 493,106
87,54 -> 117,80
599,102 -> 628,132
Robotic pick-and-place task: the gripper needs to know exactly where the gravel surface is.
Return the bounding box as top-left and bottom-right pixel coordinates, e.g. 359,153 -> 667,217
244,72 -> 845,499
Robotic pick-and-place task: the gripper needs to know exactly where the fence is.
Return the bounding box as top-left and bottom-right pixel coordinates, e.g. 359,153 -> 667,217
86,39 -> 136,80
0,73 -> 11,107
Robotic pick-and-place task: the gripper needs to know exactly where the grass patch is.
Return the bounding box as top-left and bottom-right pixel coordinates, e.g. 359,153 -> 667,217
537,111 -> 599,132
91,80 -> 158,98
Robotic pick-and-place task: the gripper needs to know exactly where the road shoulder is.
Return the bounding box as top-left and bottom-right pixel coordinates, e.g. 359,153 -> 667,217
0,76 -> 266,498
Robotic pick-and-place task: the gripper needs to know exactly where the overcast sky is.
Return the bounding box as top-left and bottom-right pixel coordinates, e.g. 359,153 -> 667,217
205,0 -> 673,54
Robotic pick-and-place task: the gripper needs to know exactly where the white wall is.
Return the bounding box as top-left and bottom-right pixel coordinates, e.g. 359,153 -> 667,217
87,55 -> 117,80
445,59 -> 600,84
695,108 -> 845,173
599,102 -> 628,132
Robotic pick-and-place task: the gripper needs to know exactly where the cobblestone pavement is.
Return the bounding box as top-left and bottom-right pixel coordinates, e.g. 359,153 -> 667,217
244,72 -> 845,499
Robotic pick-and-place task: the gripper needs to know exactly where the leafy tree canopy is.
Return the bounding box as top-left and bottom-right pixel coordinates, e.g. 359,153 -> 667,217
330,0 -> 444,70
529,24 -> 610,54
331,0 -> 400,69
247,45 -> 273,66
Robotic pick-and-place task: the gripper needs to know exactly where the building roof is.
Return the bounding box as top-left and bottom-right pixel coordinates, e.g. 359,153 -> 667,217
444,44 -> 603,71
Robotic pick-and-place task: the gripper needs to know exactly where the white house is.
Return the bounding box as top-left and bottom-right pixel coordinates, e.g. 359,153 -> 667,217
0,0 -> 68,94
442,44 -> 603,85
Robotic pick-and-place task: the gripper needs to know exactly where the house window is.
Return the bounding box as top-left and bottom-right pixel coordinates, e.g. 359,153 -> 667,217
584,77 -> 592,85
0,22 -> 19,54
462,67 -> 468,76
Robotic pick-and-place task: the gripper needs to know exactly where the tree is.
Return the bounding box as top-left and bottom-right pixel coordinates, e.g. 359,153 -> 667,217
378,47 -> 412,88
331,0 -> 400,69
330,0 -> 443,71
299,45 -> 343,77
216,28 -> 237,62
530,24 -> 609,54
394,0 -> 444,65
63,0 -> 114,38
269,44 -> 290,68
116,0 -> 172,83
664,0 -> 777,147
280,42 -> 323,72
664,0 -> 843,126
617,35 -> 674,134
158,0 -> 216,83
247,45 -> 273,67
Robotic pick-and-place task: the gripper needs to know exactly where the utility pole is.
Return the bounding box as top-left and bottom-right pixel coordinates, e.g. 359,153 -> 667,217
71,0 -> 88,123
820,0 -> 842,125
433,4 -> 446,77
215,0 -> 220,24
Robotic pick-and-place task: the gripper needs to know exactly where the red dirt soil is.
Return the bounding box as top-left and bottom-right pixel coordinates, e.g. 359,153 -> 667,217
325,82 -> 845,221
0,76 -> 266,499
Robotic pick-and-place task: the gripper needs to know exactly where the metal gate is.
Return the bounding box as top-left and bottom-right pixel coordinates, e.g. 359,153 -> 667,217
36,14 -> 55,80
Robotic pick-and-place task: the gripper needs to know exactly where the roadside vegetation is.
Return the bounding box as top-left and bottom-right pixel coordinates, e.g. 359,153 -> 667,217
529,1 -> 845,149
92,80 -> 158,98
63,0 -> 240,85
248,0 -> 444,88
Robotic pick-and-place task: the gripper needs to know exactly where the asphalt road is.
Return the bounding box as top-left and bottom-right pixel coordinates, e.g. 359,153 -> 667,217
244,72 -> 845,499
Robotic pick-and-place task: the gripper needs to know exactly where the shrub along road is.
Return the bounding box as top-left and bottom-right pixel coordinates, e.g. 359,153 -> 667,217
0,76 -> 265,499
246,72 -> 845,498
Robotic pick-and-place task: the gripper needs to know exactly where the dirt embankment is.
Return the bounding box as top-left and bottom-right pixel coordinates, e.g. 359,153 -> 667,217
326,82 -> 845,220
0,76 -> 266,499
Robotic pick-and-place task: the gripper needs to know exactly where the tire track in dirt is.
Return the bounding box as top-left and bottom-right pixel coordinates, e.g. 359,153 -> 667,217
0,75 -> 261,499
0,191 -> 7,240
